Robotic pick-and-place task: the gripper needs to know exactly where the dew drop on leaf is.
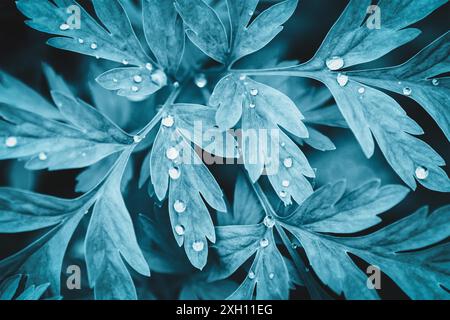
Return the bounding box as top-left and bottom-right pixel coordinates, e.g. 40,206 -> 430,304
263,216 -> 275,228
78,38 -> 84,44
38,152 -> 48,161
279,190 -> 287,198
151,70 -> 168,87
162,115 -> 174,128
168,167 -> 180,180
90,43 -> 98,50
145,63 -> 153,71
249,103 -> 256,109
174,224 -> 185,236
415,166 -> 429,180
248,271 -> 256,279
192,240 -> 204,252
5,136 -> 17,148
432,79 -> 439,86
402,87 -> 412,96
131,85 -> 139,92
358,87 -> 365,94
122,59 -> 129,65
260,238 -> 269,248
282,180 -> 290,187
325,56 -> 344,70
283,157 -> 293,168
133,75 -> 143,83
336,73 -> 348,87
194,74 -> 207,88
59,23 -> 70,31
174,200 -> 186,213
268,273 -> 275,280
166,147 -> 179,160
250,89 -> 258,96
133,135 -> 143,143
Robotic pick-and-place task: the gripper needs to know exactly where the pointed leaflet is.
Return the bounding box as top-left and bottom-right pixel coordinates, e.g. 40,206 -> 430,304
280,0 -> 449,191
0,82 -> 133,170
174,0 -> 228,63
142,0 -> 185,75
175,0 -> 298,65
277,180 -> 450,299
147,104 -> 234,269
85,150 -> 149,299
0,150 -> 149,298
210,74 -> 314,204
0,71 -> 60,119
227,0 -> 298,64
350,31 -> 450,142
17,0 -> 167,96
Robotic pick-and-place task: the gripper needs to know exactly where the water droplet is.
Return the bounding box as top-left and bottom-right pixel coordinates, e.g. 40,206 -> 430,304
133,135 -> 143,143
168,167 -> 180,180
38,152 -> 47,161
239,74 -> 246,81
112,78 -> 118,83
59,23 -> 70,31
263,216 -> 275,228
268,273 -> 275,280
403,87 -> 412,96
415,166 -> 429,180
133,75 -> 143,83
78,38 -> 84,44
283,157 -> 293,168
122,59 -> 129,65
281,142 -> 286,148
249,103 -> 256,109
131,86 -> 139,92
279,190 -> 287,198
90,43 -> 98,50
145,63 -> 153,71
325,56 -> 344,71
358,87 -> 365,94
250,88 -> 258,96
174,200 -> 186,213
248,10 -> 254,16
162,115 -> 174,128
192,241 -> 204,252
336,73 -> 348,87
166,147 -> 179,160
291,242 -> 298,249
174,224 -> 185,236
173,81 -> 180,88
432,79 -> 439,86
194,74 -> 207,88
81,152 -> 87,157
151,70 -> 168,87
248,271 -> 256,279
5,137 -> 17,148
282,180 -> 290,187
260,238 -> 269,248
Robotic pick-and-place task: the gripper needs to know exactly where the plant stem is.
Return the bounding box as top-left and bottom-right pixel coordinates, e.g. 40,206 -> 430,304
250,179 -> 331,300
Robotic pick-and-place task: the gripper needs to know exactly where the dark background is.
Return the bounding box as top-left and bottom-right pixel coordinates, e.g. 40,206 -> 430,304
0,0 -> 449,300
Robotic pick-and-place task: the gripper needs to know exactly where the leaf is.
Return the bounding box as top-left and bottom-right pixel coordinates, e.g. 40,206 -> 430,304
175,0 -> 298,65
278,180 -> 450,299
350,31 -> 450,142
227,0 -> 298,64
210,74 -> 314,204
175,0 -> 229,63
142,0 -> 185,75
0,149 -> 148,298
0,71 -> 60,119
0,75 -> 134,170
17,0 -> 168,97
275,0 -> 450,192
0,275 -> 22,300
148,105 -> 232,269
